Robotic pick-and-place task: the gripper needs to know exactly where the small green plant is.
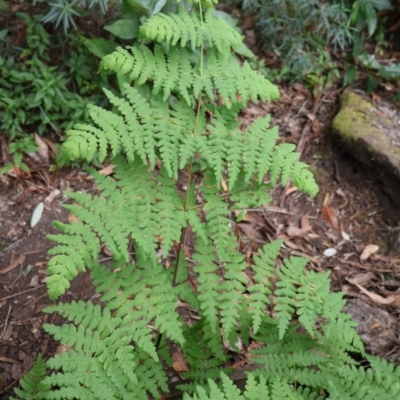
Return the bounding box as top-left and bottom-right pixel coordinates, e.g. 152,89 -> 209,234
0,12 -> 111,171
0,135 -> 38,174
232,0 -> 396,93
11,0 -> 400,399
234,0 -> 353,85
0,13 -> 93,140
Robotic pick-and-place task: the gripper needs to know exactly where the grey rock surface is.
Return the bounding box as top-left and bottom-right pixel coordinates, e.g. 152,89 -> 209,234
343,298 -> 398,355
332,90 -> 400,205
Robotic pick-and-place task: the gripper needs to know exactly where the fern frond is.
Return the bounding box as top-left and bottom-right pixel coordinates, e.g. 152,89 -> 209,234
248,240 -> 283,333
185,182 -> 208,244
201,172 -> 233,259
218,248 -> 248,337
270,378 -> 305,400
42,297 -> 169,400
140,10 -> 242,53
91,261 -> 183,360
155,171 -> 186,256
295,270 -> 331,337
169,250 -> 200,309
203,50 -> 279,107
367,355 -> 400,379
46,221 -> 100,299
274,257 -> 306,339
243,374 -> 270,400
11,354 -> 49,400
192,242 -> 221,332
101,45 -> 278,108
322,310 -> 365,354
269,143 -> 318,197
178,320 -> 229,394
325,364 -> 400,399
229,172 -> 272,210
63,84 -> 190,178
46,156 -> 191,300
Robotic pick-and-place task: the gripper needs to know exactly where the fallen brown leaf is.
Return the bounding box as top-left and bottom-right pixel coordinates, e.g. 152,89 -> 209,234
172,352 -> 189,372
360,244 -> 379,261
34,133 -> 49,164
348,279 -> 394,305
285,186 -> 298,196
99,164 -> 116,176
322,205 -> 339,229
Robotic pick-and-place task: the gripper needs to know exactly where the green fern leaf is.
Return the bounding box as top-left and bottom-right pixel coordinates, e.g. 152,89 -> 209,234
248,240 -> 283,333
201,173 -> 233,259
43,297 -> 170,399
93,259 -> 184,352
11,354 -> 49,400
242,115 -> 274,183
46,221 -> 100,300
169,250 -> 200,309
296,270 -> 331,337
140,10 -> 242,53
179,320 -> 228,394
243,374 -> 270,400
193,242 -> 220,332
218,249 -> 248,337
270,377 -> 304,400
185,183 -> 208,244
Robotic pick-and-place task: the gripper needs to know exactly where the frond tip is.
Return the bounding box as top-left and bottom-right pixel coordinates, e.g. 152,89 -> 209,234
140,10 -> 243,53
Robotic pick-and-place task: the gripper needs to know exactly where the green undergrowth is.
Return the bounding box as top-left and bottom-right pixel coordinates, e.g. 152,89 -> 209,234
228,0 -> 399,96
0,12 -> 109,172
10,0 -> 400,399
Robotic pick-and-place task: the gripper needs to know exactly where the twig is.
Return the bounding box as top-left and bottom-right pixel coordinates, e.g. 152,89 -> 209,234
0,285 -> 44,302
9,263 -> 23,287
0,305 -> 12,340
3,237 -> 25,253
245,207 -> 319,219
0,255 -> 25,275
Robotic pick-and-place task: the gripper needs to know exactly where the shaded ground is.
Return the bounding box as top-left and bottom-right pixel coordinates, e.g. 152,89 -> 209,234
1,81 -> 400,398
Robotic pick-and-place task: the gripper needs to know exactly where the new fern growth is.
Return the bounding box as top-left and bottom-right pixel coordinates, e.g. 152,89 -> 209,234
12,0 -> 400,399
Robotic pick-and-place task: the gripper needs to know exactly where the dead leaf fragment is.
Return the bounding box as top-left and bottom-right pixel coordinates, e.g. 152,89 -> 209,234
34,133 -> 49,164
341,231 -> 350,241
360,244 -> 379,261
172,352 -> 189,372
285,186 -> 298,196
350,272 -> 375,286
322,205 -> 339,229
45,189 -> 61,204
99,164 -> 116,176
11,362 -> 23,380
68,213 -> 79,223
56,344 -> 70,355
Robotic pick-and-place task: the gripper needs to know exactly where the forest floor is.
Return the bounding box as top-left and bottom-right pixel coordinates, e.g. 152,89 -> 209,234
1,80 -> 400,399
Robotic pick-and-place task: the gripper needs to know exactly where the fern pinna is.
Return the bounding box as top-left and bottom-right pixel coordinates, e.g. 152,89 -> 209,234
12,0 -> 400,399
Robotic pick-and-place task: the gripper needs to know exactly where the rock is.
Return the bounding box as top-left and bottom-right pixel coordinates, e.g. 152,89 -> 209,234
343,298 -> 398,355
332,90 -> 400,206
